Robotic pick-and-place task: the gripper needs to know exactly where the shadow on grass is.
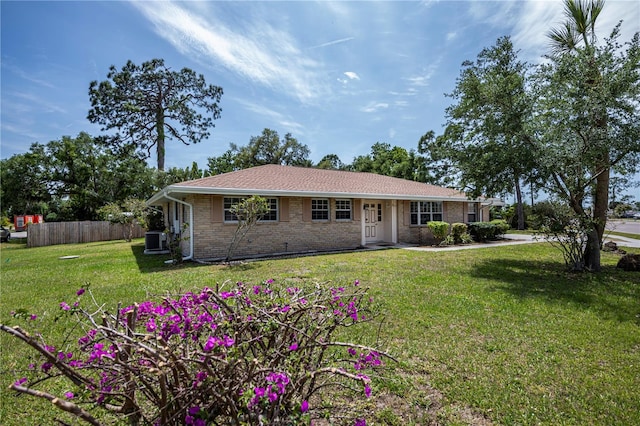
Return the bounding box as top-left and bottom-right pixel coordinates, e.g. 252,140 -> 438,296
470,257 -> 640,323
130,243 -> 259,273
130,243 -> 193,273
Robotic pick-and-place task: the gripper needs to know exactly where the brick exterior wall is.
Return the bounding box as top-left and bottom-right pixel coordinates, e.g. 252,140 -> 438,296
396,200 -> 484,246
162,196 -> 487,259
187,196 -> 361,260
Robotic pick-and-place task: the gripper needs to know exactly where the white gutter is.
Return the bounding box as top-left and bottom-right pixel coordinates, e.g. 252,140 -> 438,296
163,191 -> 194,262
148,185 -> 474,203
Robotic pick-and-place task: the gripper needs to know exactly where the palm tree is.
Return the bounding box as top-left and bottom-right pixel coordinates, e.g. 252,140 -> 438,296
547,0 -> 608,271
548,0 -> 604,55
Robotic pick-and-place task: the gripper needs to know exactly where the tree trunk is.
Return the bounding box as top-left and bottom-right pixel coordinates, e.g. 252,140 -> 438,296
515,179 -> 525,230
156,108 -> 165,171
583,227 -> 601,272
593,164 -> 609,245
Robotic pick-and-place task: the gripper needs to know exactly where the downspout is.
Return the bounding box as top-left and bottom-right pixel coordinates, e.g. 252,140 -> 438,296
164,192 -> 194,262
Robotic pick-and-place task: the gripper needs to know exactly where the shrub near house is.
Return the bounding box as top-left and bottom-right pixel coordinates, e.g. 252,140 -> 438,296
468,220 -> 510,242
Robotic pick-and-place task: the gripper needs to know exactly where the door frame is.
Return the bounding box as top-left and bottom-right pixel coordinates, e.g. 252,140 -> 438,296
360,199 -> 397,246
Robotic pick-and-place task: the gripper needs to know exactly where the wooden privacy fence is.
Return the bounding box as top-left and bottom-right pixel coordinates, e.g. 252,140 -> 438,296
27,221 -> 146,248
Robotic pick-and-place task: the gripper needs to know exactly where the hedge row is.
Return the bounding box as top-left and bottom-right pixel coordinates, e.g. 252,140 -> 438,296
426,220 -> 510,245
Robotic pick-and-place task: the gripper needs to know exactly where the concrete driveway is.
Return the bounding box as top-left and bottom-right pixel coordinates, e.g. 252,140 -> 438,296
401,230 -> 640,252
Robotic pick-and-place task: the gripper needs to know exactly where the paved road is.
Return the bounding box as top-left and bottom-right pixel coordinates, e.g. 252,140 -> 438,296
606,220 -> 640,235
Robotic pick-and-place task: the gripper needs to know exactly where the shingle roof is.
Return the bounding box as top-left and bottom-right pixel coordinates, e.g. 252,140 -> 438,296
149,164 -> 469,203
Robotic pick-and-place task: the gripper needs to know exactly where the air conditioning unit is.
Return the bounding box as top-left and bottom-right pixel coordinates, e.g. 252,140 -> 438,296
145,231 -> 167,251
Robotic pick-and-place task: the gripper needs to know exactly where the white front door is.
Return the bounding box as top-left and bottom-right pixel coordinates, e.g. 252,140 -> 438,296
364,202 -> 383,243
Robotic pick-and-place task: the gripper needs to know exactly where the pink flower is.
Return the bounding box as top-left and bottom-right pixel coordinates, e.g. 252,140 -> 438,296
288,342 -> 298,351
222,335 -> 235,347
64,392 -> 74,399
14,377 -> 27,386
364,383 -> 371,398
301,400 -> 309,413
146,318 -> 157,332
203,336 -> 219,352
76,288 -> 85,296
60,302 -> 70,311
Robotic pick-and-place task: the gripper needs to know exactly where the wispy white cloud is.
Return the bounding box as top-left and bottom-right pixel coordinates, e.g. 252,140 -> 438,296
361,102 -> 389,113
236,99 -> 306,135
508,0 -> 639,62
130,1 -> 326,104
2,62 -> 55,88
309,37 -> 355,49
6,92 -> 68,115
406,75 -> 431,87
406,58 -> 441,89
344,71 -> 360,80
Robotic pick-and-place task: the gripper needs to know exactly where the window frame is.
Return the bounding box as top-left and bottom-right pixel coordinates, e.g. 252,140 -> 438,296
311,198 -> 329,221
410,201 -> 444,225
467,202 -> 478,223
223,197 -> 279,223
334,199 -> 352,221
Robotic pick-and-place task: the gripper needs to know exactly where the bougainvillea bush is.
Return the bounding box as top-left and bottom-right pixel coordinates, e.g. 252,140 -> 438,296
1,280 -> 391,425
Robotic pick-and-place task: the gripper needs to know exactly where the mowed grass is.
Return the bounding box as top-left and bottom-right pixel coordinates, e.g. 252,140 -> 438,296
1,239 -> 639,425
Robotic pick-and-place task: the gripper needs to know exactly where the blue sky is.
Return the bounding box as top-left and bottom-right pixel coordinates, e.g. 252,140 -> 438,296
1,0 -> 639,200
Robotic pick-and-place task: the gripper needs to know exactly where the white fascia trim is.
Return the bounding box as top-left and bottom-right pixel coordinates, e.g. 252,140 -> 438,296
158,185 -> 471,202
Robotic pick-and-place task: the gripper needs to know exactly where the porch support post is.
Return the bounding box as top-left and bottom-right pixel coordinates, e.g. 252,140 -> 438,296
391,200 -> 398,243
361,199 -> 366,246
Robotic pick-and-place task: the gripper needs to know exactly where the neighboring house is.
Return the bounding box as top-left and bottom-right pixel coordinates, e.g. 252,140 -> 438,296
146,164 -> 498,261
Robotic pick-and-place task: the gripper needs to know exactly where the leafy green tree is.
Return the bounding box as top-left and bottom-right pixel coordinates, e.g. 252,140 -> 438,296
98,198 -> 149,241
350,142 -> 421,181
207,150 -> 238,175
88,58 -> 223,171
0,147 -> 52,217
2,133 -> 159,222
46,133 -> 156,220
419,36 -> 535,230
416,131 -> 457,187
349,154 -> 374,173
534,0 -> 640,271
316,154 -> 346,170
228,128 -> 312,169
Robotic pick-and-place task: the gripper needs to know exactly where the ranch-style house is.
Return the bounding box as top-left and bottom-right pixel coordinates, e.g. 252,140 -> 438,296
146,164 -> 497,261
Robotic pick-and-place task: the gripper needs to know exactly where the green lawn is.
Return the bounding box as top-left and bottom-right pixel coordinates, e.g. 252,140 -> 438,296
1,239 -> 639,425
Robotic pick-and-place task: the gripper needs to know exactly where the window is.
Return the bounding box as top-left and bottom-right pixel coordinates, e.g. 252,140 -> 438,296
467,203 -> 478,223
410,201 -> 443,225
224,197 -> 243,222
224,197 -> 278,222
335,199 -> 352,220
262,198 -> 279,222
311,199 -> 329,221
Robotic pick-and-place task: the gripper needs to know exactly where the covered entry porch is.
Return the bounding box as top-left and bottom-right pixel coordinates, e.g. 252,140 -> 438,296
360,199 -> 397,246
